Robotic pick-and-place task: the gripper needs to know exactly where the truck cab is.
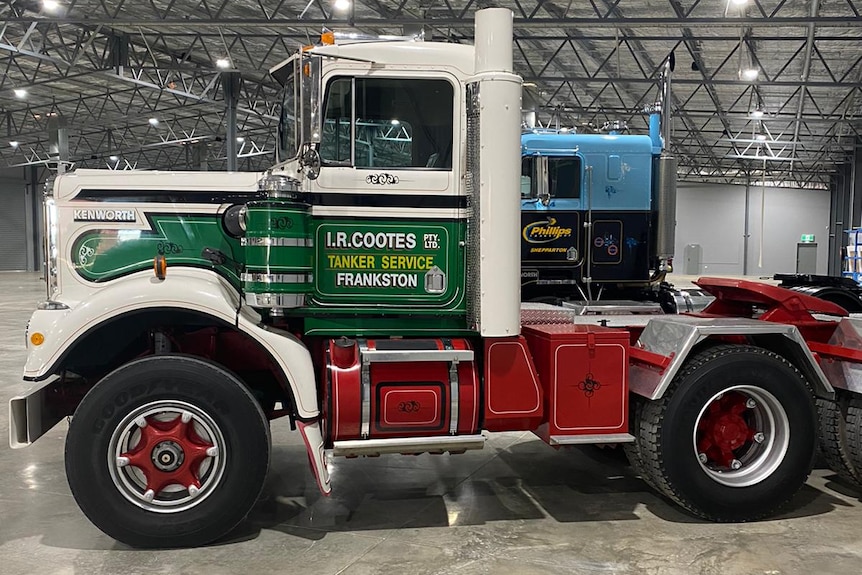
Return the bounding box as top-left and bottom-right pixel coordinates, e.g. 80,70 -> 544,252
520,130 -> 656,300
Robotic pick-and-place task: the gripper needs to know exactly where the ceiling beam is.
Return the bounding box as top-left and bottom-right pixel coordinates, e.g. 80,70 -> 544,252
3,16 -> 861,28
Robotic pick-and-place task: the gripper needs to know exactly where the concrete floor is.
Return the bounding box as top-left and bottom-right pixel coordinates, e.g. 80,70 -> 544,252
1,272 -> 861,575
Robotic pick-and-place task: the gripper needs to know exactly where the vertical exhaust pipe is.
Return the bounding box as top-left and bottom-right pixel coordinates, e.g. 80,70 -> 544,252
467,8 -> 522,336
654,53 -> 677,272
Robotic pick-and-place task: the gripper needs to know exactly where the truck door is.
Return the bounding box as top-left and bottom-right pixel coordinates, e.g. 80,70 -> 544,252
520,154 -> 583,288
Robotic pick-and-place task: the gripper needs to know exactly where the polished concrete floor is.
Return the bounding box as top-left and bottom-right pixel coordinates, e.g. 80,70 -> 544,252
2,272 -> 861,575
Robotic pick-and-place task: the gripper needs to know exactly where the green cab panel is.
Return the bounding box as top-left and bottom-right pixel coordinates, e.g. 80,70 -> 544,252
71,214 -> 240,284
311,219 -> 466,312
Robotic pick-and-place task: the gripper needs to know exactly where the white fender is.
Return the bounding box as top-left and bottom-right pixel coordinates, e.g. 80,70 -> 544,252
24,268 -> 320,418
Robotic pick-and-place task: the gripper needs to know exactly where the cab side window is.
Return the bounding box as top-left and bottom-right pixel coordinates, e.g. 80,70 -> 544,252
320,76 -> 454,170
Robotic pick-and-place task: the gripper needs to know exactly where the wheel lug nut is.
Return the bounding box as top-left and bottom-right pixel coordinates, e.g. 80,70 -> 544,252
731,459 -> 742,470
753,432 -> 765,443
698,452 -> 708,463
746,398 -> 757,409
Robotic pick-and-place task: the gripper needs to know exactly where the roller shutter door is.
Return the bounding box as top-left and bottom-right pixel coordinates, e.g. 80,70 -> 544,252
0,179 -> 29,271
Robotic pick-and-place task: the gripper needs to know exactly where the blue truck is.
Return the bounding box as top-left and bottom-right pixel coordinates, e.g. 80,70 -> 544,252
519,99 -> 678,310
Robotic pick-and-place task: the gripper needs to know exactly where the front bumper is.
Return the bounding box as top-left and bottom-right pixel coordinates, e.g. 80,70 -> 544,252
9,376 -> 69,448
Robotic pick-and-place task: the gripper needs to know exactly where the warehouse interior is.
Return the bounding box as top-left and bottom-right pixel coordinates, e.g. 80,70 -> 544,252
2,0 -> 862,573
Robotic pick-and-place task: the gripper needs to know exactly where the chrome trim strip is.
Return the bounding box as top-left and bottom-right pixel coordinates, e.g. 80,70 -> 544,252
448,360 -> 459,435
241,237 -> 313,247
332,434 -> 485,457
360,339 -> 371,439
241,272 -> 312,284
244,292 -> 305,308
361,349 -> 474,363
445,339 -> 460,436
549,433 -> 635,445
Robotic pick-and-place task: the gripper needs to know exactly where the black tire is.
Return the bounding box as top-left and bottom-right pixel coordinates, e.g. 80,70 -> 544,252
635,345 -> 816,522
65,355 -> 271,548
622,396 -> 659,490
846,395 -> 862,482
816,396 -> 862,487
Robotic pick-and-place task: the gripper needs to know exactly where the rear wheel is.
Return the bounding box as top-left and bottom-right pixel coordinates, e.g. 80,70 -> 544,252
65,355 -> 271,548
623,396 -> 659,490
845,396 -> 862,483
817,395 -> 862,487
635,345 -> 816,521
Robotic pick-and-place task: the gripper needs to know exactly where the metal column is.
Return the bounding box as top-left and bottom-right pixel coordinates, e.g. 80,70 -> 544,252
223,72 -> 241,171
828,168 -> 847,275
743,176 -> 751,275
47,116 -> 68,174
191,141 -> 208,171
28,165 -> 42,273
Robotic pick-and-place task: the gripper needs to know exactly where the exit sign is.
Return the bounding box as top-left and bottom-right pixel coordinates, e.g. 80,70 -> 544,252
800,234 -> 815,243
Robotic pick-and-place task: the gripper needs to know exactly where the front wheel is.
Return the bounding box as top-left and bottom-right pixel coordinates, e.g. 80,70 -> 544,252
634,345 -> 816,521
65,355 -> 271,547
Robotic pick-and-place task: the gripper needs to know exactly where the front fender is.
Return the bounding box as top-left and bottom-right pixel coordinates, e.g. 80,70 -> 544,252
24,268 -> 320,418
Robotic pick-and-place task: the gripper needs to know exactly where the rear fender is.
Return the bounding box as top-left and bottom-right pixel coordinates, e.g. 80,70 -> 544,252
629,316 -> 832,400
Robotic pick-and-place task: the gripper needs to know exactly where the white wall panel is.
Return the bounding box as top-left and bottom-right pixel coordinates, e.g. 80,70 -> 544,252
674,181 -> 830,276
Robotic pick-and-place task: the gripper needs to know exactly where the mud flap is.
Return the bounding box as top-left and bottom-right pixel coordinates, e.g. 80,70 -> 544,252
297,420 -> 332,495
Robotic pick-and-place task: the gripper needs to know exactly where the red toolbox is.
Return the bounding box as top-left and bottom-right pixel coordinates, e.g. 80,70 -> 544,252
522,323 -> 629,442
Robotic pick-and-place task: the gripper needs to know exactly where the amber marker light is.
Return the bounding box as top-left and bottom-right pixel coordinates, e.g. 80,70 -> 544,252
154,255 -> 167,280
30,332 -> 45,346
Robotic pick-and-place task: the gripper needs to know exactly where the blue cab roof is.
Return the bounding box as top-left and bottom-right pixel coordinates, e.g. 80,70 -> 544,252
521,132 -> 654,156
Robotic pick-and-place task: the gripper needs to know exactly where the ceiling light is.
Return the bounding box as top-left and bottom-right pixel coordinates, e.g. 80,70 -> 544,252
334,0 -> 351,11
751,109 -> 764,119
42,0 -> 60,12
14,88 -> 27,99
741,68 -> 759,81
390,119 -> 400,125
109,155 -> 119,161
148,118 -> 159,126
10,141 -> 19,148
730,0 -> 748,5
216,58 -> 231,69
755,133 -> 767,142
236,137 -> 245,143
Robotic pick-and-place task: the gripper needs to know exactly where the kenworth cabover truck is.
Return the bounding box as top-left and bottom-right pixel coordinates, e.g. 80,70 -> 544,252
9,9 -> 862,548
519,69 -> 676,311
